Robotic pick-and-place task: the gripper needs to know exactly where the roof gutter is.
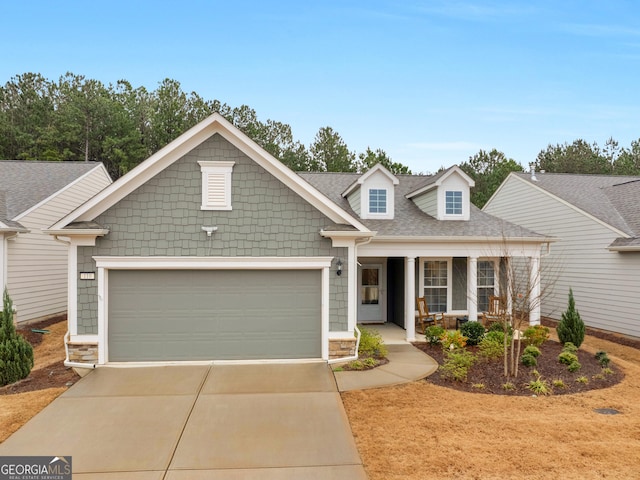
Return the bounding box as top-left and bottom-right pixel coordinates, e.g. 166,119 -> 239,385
370,235 -> 557,244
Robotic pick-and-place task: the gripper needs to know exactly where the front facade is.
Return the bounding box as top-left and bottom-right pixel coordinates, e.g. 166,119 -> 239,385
484,171 -> 640,338
50,114 -> 549,367
0,161 -> 111,323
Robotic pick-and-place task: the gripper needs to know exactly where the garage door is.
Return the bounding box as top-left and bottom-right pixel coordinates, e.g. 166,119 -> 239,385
107,269 -> 321,362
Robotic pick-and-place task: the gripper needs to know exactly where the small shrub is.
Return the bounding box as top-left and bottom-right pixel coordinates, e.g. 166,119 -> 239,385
526,372 -> 550,396
472,383 -> 485,390
592,373 -> 605,381
562,342 -> 578,354
576,376 -> 589,384
358,327 -> 388,358
521,353 -> 538,367
439,349 -> 476,381
595,351 -> 610,368
567,360 -> 582,372
362,357 -> 377,368
557,288 -> 585,348
552,379 -> 566,389
502,382 -> 516,391
523,345 -> 541,358
424,325 -> 446,345
440,330 -> 467,351
460,321 -> 486,346
558,351 -> 578,365
523,325 -> 550,347
484,330 -> 505,344
602,367 -> 614,376
488,321 -> 513,335
478,336 -> 504,360
348,360 -> 365,370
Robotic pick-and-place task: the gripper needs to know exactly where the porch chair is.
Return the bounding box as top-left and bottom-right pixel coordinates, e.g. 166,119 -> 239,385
415,297 -> 445,333
481,295 -> 508,327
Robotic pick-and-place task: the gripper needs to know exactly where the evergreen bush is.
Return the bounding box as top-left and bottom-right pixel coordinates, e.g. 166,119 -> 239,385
556,289 -> 585,348
460,321 -> 486,346
0,289 -> 34,387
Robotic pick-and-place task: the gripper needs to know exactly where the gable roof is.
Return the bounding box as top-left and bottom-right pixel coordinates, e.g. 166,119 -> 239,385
405,165 -> 475,199
0,161 -> 105,232
508,172 -> 640,237
299,171 -> 545,240
341,163 -> 399,197
50,113 -> 369,233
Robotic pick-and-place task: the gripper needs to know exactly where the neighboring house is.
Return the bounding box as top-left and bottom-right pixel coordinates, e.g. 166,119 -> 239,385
0,161 -> 112,323
484,171 -> 640,338
47,113 -> 549,367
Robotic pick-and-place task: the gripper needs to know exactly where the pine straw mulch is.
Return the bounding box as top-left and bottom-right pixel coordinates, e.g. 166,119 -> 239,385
341,329 -> 640,480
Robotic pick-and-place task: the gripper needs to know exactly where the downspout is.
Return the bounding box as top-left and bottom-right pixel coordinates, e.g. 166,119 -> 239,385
326,235 -> 374,364
64,330 -> 96,370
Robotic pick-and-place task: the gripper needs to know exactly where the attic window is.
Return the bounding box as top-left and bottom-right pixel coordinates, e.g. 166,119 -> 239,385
445,191 -> 462,215
199,161 -> 234,210
369,189 -> 387,214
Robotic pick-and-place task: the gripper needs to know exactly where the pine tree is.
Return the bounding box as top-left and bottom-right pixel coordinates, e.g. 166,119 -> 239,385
0,288 -> 34,386
556,288 -> 585,348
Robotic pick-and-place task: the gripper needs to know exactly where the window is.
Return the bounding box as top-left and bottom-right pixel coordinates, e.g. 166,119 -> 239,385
199,161 -> 234,210
477,260 -> 496,312
369,189 -> 387,214
361,268 -> 380,305
445,191 -> 462,215
424,260 -> 448,312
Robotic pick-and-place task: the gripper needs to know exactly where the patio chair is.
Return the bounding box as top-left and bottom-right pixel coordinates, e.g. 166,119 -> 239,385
481,295 -> 508,327
415,297 -> 445,333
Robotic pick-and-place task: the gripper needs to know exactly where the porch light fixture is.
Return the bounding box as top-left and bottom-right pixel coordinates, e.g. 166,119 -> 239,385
336,258 -> 343,276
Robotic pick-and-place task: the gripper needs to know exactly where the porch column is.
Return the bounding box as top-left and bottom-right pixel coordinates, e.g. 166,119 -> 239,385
468,256 -> 478,321
405,256 -> 416,341
529,256 -> 541,325
504,257 -> 513,314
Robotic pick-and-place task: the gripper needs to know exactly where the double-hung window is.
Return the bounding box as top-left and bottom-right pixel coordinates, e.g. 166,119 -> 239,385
424,260 -> 448,312
445,191 -> 463,215
369,189 -> 387,214
477,260 -> 496,312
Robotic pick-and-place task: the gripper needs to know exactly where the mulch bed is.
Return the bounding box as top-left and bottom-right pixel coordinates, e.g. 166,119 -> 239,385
15,314 -> 67,347
415,340 -> 624,396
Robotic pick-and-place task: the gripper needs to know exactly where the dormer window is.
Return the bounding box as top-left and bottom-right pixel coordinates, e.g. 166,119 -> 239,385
369,189 -> 387,214
445,191 -> 463,215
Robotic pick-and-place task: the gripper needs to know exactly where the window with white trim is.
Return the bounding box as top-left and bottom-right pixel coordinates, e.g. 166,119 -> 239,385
477,260 -> 496,312
199,161 -> 234,210
369,188 -> 387,214
424,260 -> 448,312
445,190 -> 463,215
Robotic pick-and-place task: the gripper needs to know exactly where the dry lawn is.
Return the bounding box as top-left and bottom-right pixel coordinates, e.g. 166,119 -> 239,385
0,320 -> 72,443
342,333 -> 640,479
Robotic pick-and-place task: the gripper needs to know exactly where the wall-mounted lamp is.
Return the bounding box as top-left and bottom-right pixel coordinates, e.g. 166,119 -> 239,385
336,258 -> 343,276
201,226 -> 218,237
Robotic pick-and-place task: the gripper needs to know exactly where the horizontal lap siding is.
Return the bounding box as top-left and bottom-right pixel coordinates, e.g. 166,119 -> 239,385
485,176 -> 640,337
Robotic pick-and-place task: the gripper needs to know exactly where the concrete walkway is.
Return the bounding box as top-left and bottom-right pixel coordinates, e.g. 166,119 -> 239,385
333,324 -> 438,392
0,363 -> 367,479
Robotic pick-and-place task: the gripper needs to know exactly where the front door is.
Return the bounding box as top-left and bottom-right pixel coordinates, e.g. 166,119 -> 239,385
358,264 -> 384,322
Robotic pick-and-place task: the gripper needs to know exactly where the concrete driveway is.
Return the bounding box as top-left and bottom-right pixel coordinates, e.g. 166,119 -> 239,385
0,363 -> 366,479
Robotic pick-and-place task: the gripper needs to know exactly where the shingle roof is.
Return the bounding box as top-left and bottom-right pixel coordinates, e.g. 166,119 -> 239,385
299,171 -> 545,239
0,161 -> 100,228
513,173 -> 640,237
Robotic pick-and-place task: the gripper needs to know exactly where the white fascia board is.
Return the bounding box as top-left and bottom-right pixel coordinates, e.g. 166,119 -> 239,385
320,230 -> 376,238
93,256 -> 333,270
608,245 -> 640,252
341,163 -> 399,197
370,235 -> 555,244
14,164 -> 112,222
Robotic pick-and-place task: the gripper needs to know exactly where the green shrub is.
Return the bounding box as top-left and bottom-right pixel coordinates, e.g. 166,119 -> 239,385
595,351 -> 610,368
439,349 -> 476,382
602,367 -> 614,375
440,330 -> 467,351
521,353 -> 538,367
557,289 -> 585,348
0,288 -> 34,387
460,321 -> 485,346
523,325 -> 550,347
362,357 -> 377,368
424,325 -> 446,345
478,336 -> 504,360
567,360 -> 581,372
558,351 -> 578,365
502,382 -> 516,391
576,376 -> 589,384
488,321 -> 513,335
526,371 -> 550,396
552,379 -> 566,389
348,360 -> 365,370
358,327 -> 388,358
562,342 -> 578,354
523,345 -> 541,357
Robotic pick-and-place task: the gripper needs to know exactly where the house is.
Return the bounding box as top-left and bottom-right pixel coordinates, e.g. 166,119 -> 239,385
484,171 -> 640,339
47,113 -> 550,367
0,161 -> 112,323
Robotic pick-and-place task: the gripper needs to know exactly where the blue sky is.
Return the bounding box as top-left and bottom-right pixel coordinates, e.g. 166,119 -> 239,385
2,1 -> 639,173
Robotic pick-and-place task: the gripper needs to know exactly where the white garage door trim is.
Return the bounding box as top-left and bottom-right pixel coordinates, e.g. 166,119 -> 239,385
94,256 -> 333,364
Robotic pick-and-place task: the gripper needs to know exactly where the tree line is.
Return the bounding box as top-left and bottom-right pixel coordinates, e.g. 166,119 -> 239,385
2,73 -> 639,207
0,72 -> 410,179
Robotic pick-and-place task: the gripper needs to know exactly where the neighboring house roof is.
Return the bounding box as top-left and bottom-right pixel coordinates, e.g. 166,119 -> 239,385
509,173 -> 640,248
0,161 -> 104,232
299,171 -> 544,240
